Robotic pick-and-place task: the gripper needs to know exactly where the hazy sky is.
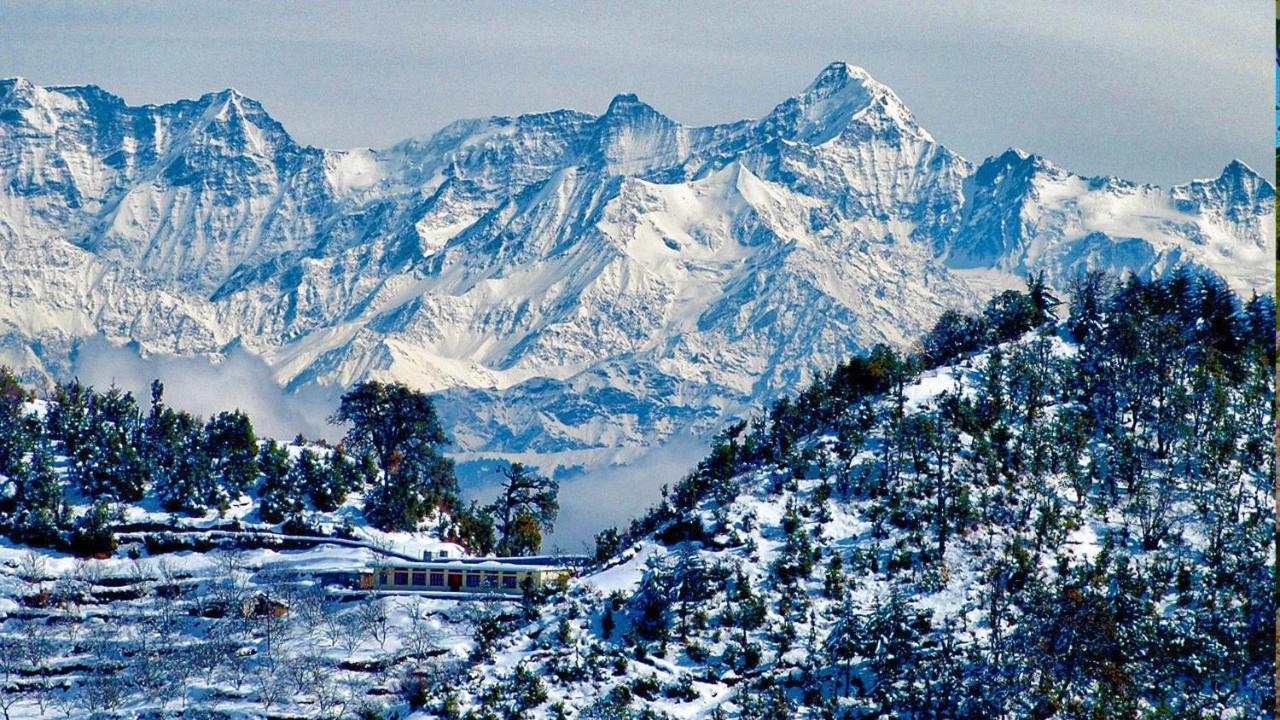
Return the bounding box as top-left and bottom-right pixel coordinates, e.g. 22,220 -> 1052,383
2,1 -> 1271,186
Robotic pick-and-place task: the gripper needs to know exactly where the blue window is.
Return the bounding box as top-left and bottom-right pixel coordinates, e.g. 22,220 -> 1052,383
466,574 -> 480,588
394,571 -> 409,585
430,573 -> 444,587
502,574 -> 518,589
379,572 -> 388,585
412,572 -> 426,586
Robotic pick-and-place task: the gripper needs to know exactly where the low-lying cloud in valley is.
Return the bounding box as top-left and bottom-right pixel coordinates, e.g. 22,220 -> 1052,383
70,336 -> 343,443
541,435 -> 710,553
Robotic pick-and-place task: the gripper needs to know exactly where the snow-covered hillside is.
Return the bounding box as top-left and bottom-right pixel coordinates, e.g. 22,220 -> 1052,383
0,64 -> 1272,460
1,273 -> 1270,718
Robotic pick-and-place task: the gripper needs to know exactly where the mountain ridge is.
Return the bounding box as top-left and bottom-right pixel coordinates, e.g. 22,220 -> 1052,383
0,62 -> 1271,460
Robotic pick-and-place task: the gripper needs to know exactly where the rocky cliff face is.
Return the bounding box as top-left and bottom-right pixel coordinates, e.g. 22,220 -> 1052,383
0,63 -> 1272,457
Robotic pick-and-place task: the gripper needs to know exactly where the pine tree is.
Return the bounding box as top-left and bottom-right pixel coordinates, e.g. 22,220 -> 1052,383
332,381 -> 459,530
9,444 -> 64,546
488,462 -> 558,556
257,440 -> 302,524
0,366 -> 33,479
307,445 -> 368,511
156,411 -> 214,515
204,410 -> 258,510
70,497 -> 119,558
1066,270 -> 1110,343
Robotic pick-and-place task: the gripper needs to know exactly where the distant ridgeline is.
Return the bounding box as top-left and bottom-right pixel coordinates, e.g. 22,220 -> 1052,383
0,372 -> 560,559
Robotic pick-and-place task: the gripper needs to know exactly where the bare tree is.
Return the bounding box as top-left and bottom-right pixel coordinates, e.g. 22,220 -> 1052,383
18,550 -> 48,586
252,658 -> 289,713
128,557 -> 155,598
321,604 -> 348,648
169,640 -> 220,712
0,635 -> 27,720
401,596 -> 443,659
337,610 -> 366,658
49,686 -> 77,720
130,638 -> 178,712
20,618 -> 55,714
294,583 -> 330,635
286,650 -> 347,719
358,595 -> 390,649
76,559 -> 106,589
75,671 -> 128,715
214,546 -> 250,577
213,636 -> 254,694
49,572 -> 86,648
20,614 -> 54,681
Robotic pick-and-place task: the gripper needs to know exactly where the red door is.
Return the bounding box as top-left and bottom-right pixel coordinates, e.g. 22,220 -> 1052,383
448,573 -> 462,591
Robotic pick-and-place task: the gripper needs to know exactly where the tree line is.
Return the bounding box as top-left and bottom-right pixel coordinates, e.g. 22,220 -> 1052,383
0,378 -> 559,557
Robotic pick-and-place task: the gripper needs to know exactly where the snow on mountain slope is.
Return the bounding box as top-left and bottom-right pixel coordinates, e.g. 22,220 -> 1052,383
0,63 -> 1272,459
945,149 -> 1274,292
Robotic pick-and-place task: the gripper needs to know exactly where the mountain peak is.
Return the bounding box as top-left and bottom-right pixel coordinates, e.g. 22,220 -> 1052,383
1206,158 -> 1274,206
0,77 -> 40,107
1219,158 -> 1261,182
601,92 -> 669,124
0,76 -> 35,94
762,61 -> 922,144
802,61 -> 877,97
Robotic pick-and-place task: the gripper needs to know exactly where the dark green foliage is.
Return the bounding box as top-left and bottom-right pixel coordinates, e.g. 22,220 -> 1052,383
488,462 -> 559,556
503,663 -> 549,716
155,411 -> 214,515
307,445 -> 372,511
257,440 -> 301,524
920,309 -> 987,367
601,271 -> 1273,717
70,498 -> 119,558
0,366 -> 34,480
594,527 -> 622,562
363,450 -> 458,532
331,379 -> 448,477
204,410 -> 258,505
8,444 -> 65,546
48,382 -> 148,503
449,501 -> 498,555
332,381 -> 459,530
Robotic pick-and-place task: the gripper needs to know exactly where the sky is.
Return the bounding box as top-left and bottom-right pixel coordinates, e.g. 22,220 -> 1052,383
1,1 -> 1272,186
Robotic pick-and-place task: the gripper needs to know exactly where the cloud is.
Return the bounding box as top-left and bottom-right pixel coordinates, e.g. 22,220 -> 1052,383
540,435 -> 710,554
70,336 -> 343,442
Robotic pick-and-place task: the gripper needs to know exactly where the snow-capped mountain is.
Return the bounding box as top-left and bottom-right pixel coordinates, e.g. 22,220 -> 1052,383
0,63 -> 1272,457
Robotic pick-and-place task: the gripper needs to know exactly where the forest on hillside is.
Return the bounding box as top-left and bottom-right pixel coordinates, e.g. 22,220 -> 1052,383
552,270 -> 1274,719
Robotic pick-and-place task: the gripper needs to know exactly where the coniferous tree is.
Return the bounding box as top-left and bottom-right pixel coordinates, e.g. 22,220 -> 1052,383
142,381 -> 184,503
257,440 -> 302,524
9,443 -> 64,546
0,366 -> 33,480
52,383 -> 147,503
306,445 -> 370,511
920,309 -> 986,367
156,411 -> 214,515
70,497 -> 119,558
204,410 -> 258,510
332,381 -> 458,530
1066,269 -> 1110,343
489,462 -> 558,556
